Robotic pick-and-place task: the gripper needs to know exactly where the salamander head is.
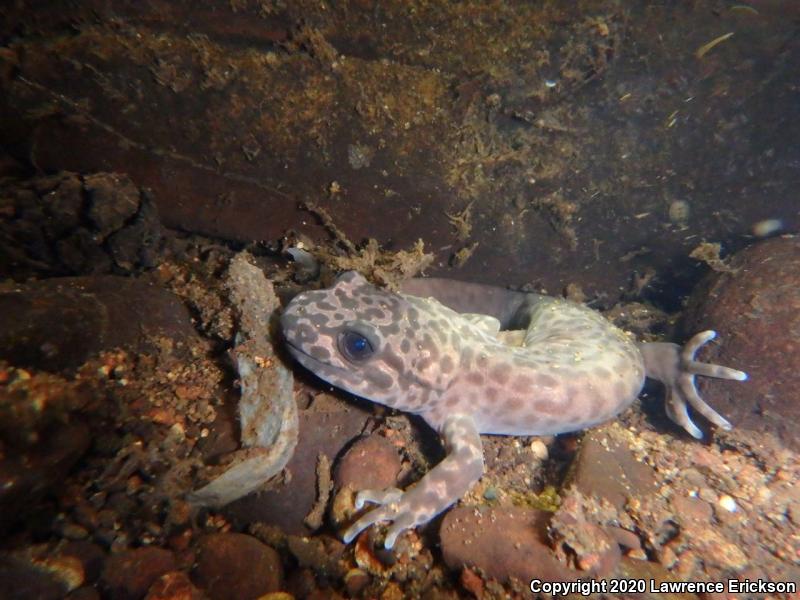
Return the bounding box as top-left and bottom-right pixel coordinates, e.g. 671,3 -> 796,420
280,271 -> 461,410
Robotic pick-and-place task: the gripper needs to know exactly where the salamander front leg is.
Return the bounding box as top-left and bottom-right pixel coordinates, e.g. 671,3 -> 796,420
342,413 -> 484,549
639,330 -> 747,439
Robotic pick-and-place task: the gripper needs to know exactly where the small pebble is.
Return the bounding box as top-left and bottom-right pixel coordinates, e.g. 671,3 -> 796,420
752,218 -> 782,237
529,439 -> 548,461
698,487 -> 717,503
718,494 -> 738,512
668,200 -> 690,226
344,568 -> 370,596
627,548 -> 648,561
61,523 -> 90,540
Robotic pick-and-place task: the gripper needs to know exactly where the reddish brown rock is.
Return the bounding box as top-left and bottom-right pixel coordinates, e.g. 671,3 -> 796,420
0,275 -> 198,373
192,533 -> 282,600
566,424 -> 657,510
550,511 -> 621,576
683,237 -> 800,449
440,506 -> 575,584
334,434 -> 402,492
669,495 -> 712,526
459,567 -> 485,598
549,489 -> 623,577
101,547 -> 177,600
144,571 -> 203,600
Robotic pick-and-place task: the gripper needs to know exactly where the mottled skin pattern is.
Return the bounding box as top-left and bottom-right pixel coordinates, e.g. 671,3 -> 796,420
281,272 -> 747,549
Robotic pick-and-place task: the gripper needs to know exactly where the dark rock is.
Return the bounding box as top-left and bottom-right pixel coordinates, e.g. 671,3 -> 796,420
343,568 -> 370,597
0,275 -> 198,373
440,506 -> 575,584
194,398 -> 240,461
0,553 -> 70,600
59,541 -> 107,584
566,424 -> 657,510
43,174 -> 85,236
85,173 -> 141,238
334,434 -> 402,491
56,228 -> 114,274
285,568 -> 318,599
101,547 -> 177,600
106,197 -> 164,271
0,172 -> 165,280
67,588 -> 102,600
0,421 -> 90,535
683,237 -> 800,449
192,533 -> 282,600
223,405 -> 370,535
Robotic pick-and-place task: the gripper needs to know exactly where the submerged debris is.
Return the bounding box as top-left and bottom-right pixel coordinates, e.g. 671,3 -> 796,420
301,201 -> 434,288
286,246 -> 320,279
695,32 -> 734,59
445,200 -> 475,241
188,253 -> 298,507
303,453 -> 333,531
689,242 -> 738,273
450,241 -> 479,268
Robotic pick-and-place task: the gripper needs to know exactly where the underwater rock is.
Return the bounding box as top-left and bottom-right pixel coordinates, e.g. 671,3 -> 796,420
101,547 -> 177,600
58,541 -> 106,585
0,275 -> 198,373
0,172 -> 165,281
440,505 -> 575,585
84,173 -> 141,239
549,492 -> 622,577
334,434 -> 403,492
191,533 -> 282,600
683,236 -> 800,450
144,571 -> 203,600
0,420 -> 90,536
566,423 -> 657,510
0,553 -> 70,600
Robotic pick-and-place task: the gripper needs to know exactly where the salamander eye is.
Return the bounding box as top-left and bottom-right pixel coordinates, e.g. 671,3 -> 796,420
338,330 -> 374,362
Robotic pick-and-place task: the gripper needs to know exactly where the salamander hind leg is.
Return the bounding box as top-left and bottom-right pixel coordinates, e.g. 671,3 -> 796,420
342,413 -> 484,549
639,330 -> 748,439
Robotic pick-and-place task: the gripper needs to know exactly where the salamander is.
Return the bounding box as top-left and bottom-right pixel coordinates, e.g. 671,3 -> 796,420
280,271 -> 747,549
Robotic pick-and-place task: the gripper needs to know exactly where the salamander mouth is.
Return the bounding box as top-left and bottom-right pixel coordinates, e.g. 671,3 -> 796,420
284,340 -> 361,386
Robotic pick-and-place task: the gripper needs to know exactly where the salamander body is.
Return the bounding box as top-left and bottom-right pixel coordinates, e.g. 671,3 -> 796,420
281,272 -> 747,548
